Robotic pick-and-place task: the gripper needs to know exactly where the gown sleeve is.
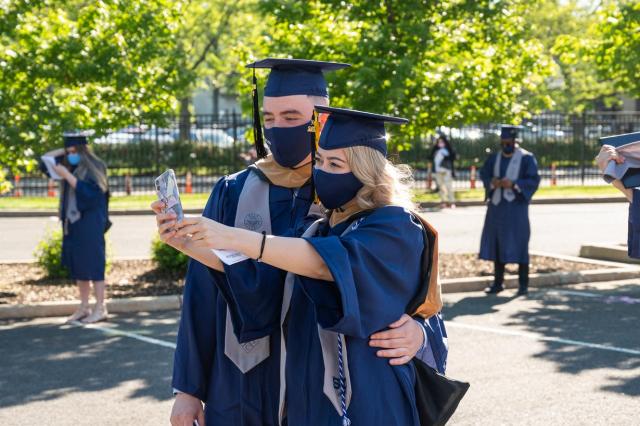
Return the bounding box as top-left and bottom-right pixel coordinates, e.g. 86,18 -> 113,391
415,313 -> 448,374
479,154 -> 496,199
219,247 -> 289,343
628,189 -> 640,259
300,209 -> 425,339
215,213 -> 319,343
514,154 -> 541,202
75,179 -> 105,211
171,178 -> 226,401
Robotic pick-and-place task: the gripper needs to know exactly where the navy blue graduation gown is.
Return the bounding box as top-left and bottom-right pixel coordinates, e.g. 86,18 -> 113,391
479,152 -> 540,264
280,206 -> 424,425
628,189 -> 640,258
172,169 -> 313,426
60,179 -> 108,280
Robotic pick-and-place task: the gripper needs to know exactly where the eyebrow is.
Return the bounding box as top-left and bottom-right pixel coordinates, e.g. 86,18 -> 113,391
280,109 -> 304,115
327,156 -> 345,163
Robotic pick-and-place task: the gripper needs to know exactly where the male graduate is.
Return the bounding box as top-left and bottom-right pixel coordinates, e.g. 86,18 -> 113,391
156,59 -> 446,426
596,131 -> 640,258
479,125 -> 540,296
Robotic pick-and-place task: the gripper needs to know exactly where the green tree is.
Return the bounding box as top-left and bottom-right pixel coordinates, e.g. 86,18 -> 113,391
258,0 -> 554,146
0,0 -> 189,184
529,0 -> 619,113
174,0 -> 268,139
592,1 -> 640,97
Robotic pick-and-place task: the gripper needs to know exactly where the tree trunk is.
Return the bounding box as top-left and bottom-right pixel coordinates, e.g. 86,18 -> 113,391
179,97 -> 191,141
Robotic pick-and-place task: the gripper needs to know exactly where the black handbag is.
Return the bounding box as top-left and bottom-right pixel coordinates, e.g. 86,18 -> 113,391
413,358 -> 470,426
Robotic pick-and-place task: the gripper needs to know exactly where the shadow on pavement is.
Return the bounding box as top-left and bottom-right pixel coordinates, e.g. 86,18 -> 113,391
445,282 -> 640,396
0,311 -> 178,409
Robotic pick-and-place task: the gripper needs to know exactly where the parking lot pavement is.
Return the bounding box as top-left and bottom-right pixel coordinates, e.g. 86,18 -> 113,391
1,279 -> 639,425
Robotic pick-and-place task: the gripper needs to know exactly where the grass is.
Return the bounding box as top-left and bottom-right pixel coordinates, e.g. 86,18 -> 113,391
0,193 -> 211,211
413,185 -> 625,203
0,185 -> 625,211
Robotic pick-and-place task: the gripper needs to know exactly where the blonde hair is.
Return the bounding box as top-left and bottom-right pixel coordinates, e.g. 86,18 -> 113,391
73,145 -> 108,193
345,146 -> 414,210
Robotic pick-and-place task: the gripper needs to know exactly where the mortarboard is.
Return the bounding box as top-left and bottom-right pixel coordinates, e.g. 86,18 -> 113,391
314,105 -> 408,157
600,131 -> 640,188
500,125 -> 521,140
246,58 -> 350,158
63,131 -> 89,148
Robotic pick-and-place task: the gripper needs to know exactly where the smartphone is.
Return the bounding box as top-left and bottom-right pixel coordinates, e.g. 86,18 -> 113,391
154,169 -> 184,222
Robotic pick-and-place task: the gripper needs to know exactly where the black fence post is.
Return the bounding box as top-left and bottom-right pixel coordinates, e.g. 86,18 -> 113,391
155,123 -> 160,176
580,111 -> 587,185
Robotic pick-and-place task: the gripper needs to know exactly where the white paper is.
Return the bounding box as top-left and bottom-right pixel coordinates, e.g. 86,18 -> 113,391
41,155 -> 62,180
213,249 -> 250,265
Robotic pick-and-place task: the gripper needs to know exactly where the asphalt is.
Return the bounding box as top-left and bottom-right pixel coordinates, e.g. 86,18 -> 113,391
0,202 -> 630,261
1,279 -> 639,425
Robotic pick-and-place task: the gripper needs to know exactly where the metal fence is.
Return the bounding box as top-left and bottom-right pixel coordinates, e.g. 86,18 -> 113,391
6,111 -> 640,196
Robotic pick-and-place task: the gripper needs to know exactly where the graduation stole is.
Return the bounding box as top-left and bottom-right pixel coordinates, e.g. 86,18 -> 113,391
491,148 -> 524,205
409,212 -> 443,319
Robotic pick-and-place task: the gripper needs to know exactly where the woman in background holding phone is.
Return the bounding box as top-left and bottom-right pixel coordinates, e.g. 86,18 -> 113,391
43,132 -> 111,323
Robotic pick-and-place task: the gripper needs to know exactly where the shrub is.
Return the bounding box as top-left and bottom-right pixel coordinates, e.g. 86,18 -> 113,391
34,229 -> 69,279
34,228 -> 112,280
151,237 -> 189,275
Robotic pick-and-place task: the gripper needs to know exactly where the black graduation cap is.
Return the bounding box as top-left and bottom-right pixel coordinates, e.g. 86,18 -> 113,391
314,106 -> 408,156
63,131 -> 89,148
500,125 -> 522,140
246,58 -> 350,158
600,131 -> 640,188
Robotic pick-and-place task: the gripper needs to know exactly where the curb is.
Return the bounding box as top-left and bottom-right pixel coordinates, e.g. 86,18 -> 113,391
0,295 -> 182,320
419,196 -> 626,209
0,208 -> 202,218
3,268 -> 639,319
579,243 -> 640,264
441,267 -> 640,293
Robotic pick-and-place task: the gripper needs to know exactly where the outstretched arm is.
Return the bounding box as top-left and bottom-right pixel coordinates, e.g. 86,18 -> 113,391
596,145 -> 632,202
172,215 -> 333,281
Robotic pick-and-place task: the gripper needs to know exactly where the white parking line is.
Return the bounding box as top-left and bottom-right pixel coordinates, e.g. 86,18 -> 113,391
549,289 -> 640,304
446,321 -> 640,356
71,321 -> 176,349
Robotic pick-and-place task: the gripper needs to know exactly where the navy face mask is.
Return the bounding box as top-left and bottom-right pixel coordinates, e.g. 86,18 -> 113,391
313,168 -> 364,210
502,143 -> 515,154
263,121 -> 312,168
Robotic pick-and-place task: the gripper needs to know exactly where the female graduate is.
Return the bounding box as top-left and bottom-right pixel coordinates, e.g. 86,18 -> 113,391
44,133 -> 110,323
595,133 -> 640,258
165,106 -> 441,425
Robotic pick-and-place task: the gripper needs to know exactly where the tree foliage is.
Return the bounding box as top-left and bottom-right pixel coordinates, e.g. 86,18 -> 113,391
0,0 -> 189,175
529,0 -> 619,114
592,1 -> 640,98
258,0 -> 554,145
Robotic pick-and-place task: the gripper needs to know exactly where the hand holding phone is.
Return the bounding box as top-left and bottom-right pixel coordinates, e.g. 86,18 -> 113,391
155,169 -> 184,223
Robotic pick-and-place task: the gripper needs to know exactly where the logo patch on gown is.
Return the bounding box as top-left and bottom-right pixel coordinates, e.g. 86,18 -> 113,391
243,213 -> 263,231
241,341 -> 258,353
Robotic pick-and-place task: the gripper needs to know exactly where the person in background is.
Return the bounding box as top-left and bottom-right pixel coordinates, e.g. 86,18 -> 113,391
41,132 -> 111,323
479,125 -> 540,296
595,133 -> 640,258
430,134 -> 456,208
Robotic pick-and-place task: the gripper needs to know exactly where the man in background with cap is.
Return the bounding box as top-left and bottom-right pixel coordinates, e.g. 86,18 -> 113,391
479,125 -> 540,296
152,59 -> 444,426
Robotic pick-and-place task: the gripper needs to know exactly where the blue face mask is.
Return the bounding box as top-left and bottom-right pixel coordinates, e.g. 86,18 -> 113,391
502,143 -> 515,154
67,153 -> 81,166
313,168 -> 364,210
263,121 -> 312,168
